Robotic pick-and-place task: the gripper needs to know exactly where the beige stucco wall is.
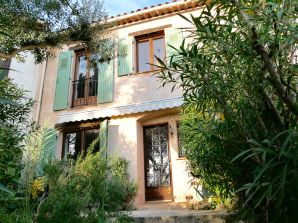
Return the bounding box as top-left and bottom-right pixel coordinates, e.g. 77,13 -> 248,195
37,8 -> 202,126
107,109 -> 201,206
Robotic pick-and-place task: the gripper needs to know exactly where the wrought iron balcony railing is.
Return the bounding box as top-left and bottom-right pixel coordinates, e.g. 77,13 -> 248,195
72,78 -> 98,107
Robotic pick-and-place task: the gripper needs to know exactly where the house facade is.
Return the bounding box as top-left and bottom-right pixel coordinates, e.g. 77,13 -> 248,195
36,0 -> 204,207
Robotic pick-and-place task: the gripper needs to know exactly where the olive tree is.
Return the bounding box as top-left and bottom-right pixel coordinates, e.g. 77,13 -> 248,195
0,1 -> 112,221
0,0 -> 111,62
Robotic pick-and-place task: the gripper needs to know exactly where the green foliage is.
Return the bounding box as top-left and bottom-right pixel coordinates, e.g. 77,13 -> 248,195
0,78 -> 33,220
37,149 -> 136,223
180,113 -> 245,199
20,125 -> 57,221
0,0 -> 109,62
233,129 -> 298,222
158,0 -> 298,222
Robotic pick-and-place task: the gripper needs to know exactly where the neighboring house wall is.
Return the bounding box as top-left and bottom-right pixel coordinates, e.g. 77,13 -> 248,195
37,1 -> 204,206
7,53 -> 43,121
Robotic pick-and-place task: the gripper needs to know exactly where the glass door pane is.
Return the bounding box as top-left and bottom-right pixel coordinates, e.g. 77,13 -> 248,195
84,129 -> 100,153
153,37 -> 165,66
144,125 -> 170,187
137,40 -> 150,72
88,54 -> 98,97
64,132 -> 82,160
76,55 -> 87,99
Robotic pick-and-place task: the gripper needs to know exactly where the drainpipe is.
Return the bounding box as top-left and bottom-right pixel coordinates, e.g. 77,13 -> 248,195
36,59 -> 48,123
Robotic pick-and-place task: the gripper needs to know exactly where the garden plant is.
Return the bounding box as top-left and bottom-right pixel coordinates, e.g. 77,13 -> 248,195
158,0 -> 298,222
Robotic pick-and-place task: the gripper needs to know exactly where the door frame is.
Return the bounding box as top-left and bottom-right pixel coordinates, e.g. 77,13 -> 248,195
143,123 -> 174,201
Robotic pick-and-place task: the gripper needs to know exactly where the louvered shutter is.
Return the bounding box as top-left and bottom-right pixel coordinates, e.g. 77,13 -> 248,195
36,128 -> 57,176
165,27 -> 183,64
118,36 -> 134,76
99,119 -> 108,151
53,51 -> 73,111
0,59 -> 11,80
97,60 -> 114,103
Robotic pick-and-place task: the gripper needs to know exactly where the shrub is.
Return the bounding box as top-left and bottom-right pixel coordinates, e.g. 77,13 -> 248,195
157,1 -> 298,221
37,149 -> 137,223
0,78 -> 33,222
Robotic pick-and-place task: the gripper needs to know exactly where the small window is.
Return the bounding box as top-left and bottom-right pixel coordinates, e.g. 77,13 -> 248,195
136,31 -> 165,73
72,51 -> 98,107
62,128 -> 100,160
177,121 -> 186,157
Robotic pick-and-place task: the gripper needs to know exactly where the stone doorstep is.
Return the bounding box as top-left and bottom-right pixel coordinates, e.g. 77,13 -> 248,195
132,216 -> 226,223
128,209 -> 227,218
137,201 -> 190,210
125,201 -> 228,222
118,209 -> 227,223
107,201 -> 228,223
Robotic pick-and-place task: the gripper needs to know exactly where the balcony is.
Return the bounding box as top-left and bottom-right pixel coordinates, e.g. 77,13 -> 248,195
72,78 -> 98,107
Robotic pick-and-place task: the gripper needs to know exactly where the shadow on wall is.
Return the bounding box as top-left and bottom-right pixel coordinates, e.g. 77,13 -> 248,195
107,124 -> 138,182
116,73 -> 181,106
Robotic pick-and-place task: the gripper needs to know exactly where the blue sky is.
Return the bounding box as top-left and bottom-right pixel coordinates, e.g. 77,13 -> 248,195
104,0 -> 168,16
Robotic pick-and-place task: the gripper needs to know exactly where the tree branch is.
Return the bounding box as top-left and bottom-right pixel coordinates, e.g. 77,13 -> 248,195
251,29 -> 298,116
0,41 -> 82,59
232,0 -> 298,116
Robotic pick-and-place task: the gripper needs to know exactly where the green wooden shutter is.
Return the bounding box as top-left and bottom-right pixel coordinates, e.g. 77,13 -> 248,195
165,27 -> 183,63
36,128 -> 57,176
99,119 -> 108,150
0,59 -> 11,80
53,51 -> 73,111
118,36 -> 134,76
0,69 -> 5,80
97,60 -> 114,103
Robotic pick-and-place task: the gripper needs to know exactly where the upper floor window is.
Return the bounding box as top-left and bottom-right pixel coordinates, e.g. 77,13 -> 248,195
136,31 -> 165,73
72,51 -> 98,107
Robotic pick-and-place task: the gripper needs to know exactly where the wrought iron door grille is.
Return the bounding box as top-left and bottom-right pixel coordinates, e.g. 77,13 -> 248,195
144,125 -> 170,187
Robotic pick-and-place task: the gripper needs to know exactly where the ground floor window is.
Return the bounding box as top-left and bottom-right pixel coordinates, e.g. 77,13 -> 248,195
62,128 -> 99,160
176,121 -> 186,157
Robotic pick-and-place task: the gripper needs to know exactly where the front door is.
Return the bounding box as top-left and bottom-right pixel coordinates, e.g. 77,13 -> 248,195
144,124 -> 173,201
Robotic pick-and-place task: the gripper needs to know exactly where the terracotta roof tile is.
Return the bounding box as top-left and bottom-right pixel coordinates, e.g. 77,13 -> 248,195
108,0 -> 202,26
111,0 -> 185,19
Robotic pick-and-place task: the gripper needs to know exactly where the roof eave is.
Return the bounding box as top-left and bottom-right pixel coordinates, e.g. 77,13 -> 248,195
106,0 -> 206,27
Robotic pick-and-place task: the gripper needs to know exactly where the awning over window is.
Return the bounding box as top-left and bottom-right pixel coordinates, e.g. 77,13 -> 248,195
57,97 -> 183,124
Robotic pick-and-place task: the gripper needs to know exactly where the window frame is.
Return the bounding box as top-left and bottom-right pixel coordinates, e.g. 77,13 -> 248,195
61,122 -> 100,160
135,31 -> 165,73
72,50 -> 98,107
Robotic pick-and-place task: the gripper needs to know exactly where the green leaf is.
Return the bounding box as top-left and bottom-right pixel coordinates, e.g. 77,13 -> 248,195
0,97 -> 19,106
0,183 -> 15,195
247,139 -> 262,147
231,148 -> 255,162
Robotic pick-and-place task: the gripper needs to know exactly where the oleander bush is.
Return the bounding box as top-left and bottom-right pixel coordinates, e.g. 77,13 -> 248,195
157,0 -> 298,222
